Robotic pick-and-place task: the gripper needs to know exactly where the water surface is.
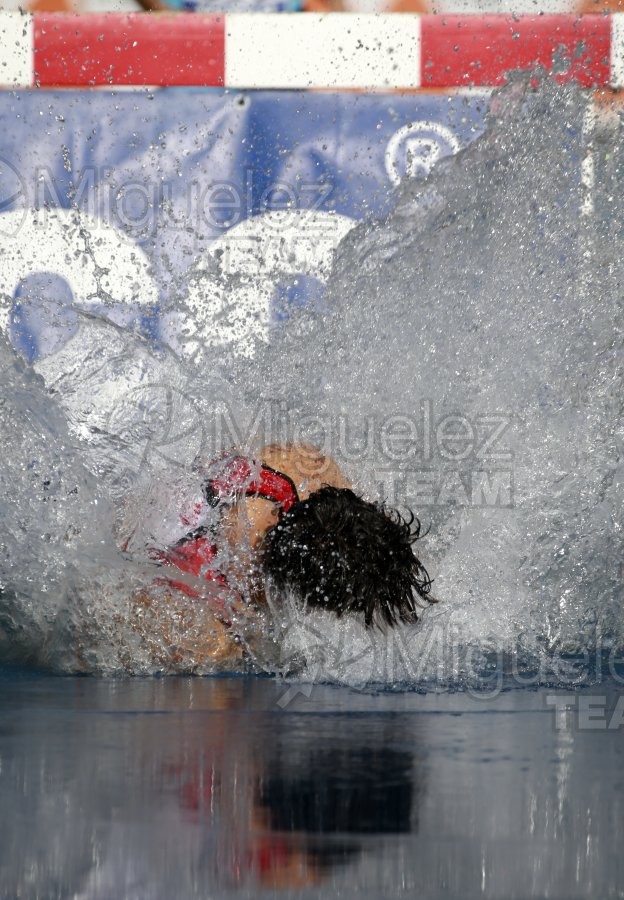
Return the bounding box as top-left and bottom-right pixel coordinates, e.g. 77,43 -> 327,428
1,672 -> 622,899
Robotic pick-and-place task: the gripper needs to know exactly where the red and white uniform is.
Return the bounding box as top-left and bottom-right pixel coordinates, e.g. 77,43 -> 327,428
126,455 -> 299,614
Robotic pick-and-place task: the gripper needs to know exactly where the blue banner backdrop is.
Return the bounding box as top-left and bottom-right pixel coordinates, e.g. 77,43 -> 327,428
0,89 -> 488,360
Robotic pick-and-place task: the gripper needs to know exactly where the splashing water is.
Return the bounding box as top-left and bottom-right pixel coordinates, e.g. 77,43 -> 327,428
2,77 -> 624,685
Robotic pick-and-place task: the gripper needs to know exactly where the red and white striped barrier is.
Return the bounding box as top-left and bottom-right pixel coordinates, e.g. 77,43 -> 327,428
0,11 -> 622,90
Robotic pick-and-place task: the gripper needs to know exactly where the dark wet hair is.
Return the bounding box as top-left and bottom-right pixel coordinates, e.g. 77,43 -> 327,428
261,486 -> 434,629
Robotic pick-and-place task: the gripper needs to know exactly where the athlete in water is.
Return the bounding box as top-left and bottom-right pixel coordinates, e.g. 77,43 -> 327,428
129,443 -> 433,669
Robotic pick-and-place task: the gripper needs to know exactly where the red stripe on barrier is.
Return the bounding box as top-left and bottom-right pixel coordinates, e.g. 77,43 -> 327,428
421,15 -> 611,88
15,13 -> 620,89
33,13 -> 225,87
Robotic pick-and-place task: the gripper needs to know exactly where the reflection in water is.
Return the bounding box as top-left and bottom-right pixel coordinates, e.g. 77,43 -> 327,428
1,674 -> 624,898
250,732 -> 416,887
0,676 -> 423,896
158,688 -> 421,890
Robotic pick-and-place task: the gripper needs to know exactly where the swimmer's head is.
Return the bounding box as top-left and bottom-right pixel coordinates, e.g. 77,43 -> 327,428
261,486 -> 434,629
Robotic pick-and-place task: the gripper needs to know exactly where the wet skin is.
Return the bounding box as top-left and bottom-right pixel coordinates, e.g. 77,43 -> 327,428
129,444 -> 349,671
221,442 -> 350,554
220,442 -> 350,610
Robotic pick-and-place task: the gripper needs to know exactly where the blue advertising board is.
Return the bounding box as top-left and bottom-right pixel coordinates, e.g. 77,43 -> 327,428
0,89 -> 488,359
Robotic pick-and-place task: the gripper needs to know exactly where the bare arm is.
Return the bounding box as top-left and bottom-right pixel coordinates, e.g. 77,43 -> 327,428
129,588 -> 243,671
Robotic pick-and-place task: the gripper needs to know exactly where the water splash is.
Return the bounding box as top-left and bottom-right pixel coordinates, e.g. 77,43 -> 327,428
235,77 -> 624,685
2,77 -> 624,685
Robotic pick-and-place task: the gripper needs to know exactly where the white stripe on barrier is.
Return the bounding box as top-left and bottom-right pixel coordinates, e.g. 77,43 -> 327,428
0,11 -> 33,88
611,14 -> 624,90
0,13 -> 620,90
225,13 -> 421,90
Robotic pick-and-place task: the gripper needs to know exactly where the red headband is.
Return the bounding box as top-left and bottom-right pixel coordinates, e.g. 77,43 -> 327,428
207,456 -> 299,513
